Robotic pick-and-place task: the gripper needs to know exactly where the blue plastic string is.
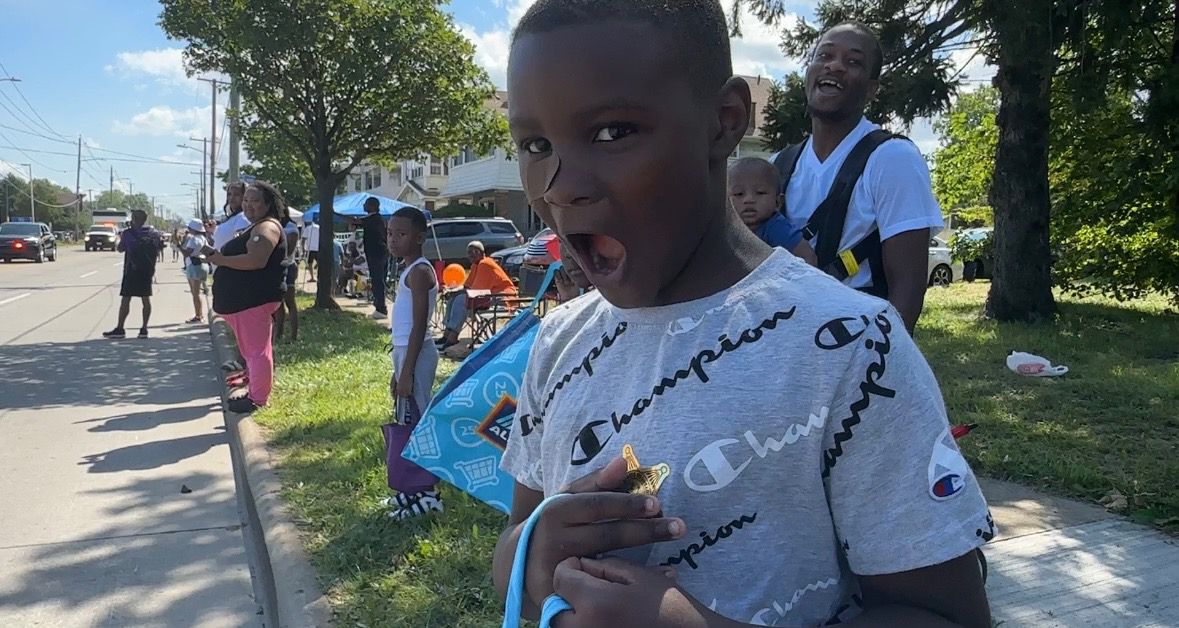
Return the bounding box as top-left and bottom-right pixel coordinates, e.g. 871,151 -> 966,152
503,494 -> 573,628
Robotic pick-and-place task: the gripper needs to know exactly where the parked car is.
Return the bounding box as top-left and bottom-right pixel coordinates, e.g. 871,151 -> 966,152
928,235 -> 963,287
491,244 -> 527,280
0,222 -> 57,263
423,218 -> 524,265
85,225 -> 119,252
522,228 -> 558,267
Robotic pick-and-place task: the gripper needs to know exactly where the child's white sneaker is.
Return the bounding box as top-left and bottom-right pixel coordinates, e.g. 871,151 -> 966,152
388,490 -> 443,520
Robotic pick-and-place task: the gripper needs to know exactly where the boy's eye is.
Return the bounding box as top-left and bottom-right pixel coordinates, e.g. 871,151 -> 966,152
521,138 -> 552,154
848,58 -> 861,66
593,123 -> 637,143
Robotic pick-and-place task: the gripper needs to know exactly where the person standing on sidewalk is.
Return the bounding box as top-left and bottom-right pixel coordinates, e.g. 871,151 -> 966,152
103,209 -> 163,339
273,213 -> 301,342
354,197 -> 390,320
206,181 -> 287,414
180,218 -> 210,324
213,181 -> 251,255
302,218 -> 321,283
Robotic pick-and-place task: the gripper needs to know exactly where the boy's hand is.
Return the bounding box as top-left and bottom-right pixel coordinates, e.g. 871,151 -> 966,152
396,370 -> 413,399
524,457 -> 685,608
554,268 -> 578,301
552,557 -> 728,628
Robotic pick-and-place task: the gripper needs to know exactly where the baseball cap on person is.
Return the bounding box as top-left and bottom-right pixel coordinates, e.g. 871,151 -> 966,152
468,240 -> 485,252
187,219 -> 204,232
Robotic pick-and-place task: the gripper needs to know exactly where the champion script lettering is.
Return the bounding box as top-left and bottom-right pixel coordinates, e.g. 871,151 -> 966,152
660,513 -> 757,570
517,322 -> 627,439
820,311 -> 895,479
569,309 -> 797,466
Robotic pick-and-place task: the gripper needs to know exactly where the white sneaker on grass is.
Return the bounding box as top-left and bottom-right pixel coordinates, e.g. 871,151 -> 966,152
388,490 -> 443,520
369,310 -> 388,320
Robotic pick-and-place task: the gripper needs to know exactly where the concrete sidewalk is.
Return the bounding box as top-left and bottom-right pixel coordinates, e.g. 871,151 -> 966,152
981,478 -> 1179,626
0,259 -> 263,627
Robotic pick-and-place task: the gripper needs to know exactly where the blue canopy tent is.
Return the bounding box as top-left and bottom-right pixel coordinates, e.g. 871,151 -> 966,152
301,193 -> 421,223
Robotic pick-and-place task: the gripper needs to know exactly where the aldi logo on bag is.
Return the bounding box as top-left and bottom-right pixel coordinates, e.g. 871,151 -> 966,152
478,395 -> 516,450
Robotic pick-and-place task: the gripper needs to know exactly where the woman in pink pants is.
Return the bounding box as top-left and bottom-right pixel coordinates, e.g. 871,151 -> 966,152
206,181 -> 288,413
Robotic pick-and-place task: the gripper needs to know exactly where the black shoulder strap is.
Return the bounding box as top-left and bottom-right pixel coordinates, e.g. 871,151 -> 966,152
807,130 -> 901,266
771,142 -> 806,192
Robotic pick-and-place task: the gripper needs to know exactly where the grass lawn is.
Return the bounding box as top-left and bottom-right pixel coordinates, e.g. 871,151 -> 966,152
253,286 -> 1179,625
921,282 -> 1179,529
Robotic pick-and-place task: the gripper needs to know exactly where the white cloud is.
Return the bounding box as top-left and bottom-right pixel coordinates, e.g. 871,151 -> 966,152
460,1 -> 801,89
111,104 -> 225,138
460,24 -> 511,89
106,48 -> 191,86
730,10 -> 803,80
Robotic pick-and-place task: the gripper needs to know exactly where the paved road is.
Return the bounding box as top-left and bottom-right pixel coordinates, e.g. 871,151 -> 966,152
0,248 -> 263,627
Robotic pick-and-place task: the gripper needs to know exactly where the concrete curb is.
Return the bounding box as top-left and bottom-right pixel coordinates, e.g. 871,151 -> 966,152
210,316 -> 333,628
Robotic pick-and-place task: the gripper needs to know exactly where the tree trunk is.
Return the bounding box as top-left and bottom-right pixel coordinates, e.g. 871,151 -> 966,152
313,156 -> 340,310
984,2 -> 1058,322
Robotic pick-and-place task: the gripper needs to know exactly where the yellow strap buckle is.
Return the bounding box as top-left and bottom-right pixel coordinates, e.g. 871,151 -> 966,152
838,249 -> 860,277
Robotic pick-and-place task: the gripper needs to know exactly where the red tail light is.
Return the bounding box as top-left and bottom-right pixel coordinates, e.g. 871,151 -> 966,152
13,242 -> 23,249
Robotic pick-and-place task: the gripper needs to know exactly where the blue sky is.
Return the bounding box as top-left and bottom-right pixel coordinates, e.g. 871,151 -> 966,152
0,0 -> 989,220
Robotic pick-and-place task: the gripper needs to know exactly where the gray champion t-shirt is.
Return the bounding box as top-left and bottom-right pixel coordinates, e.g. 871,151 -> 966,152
501,250 -> 994,626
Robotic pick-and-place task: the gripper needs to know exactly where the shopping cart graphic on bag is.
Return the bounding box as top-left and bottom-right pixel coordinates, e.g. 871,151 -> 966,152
455,457 -> 501,492
407,416 -> 442,459
446,379 -> 478,409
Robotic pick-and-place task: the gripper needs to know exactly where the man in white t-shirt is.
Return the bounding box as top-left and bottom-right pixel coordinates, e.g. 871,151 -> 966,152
781,22 -> 943,334
302,219 -> 321,282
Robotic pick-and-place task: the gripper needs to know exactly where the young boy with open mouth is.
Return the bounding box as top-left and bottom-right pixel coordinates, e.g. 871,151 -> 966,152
493,2 -> 993,626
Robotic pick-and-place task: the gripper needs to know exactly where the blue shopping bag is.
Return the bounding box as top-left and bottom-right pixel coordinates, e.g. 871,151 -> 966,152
402,263 -> 561,513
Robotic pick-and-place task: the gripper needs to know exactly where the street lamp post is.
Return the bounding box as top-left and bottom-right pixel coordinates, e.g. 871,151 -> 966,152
178,142 -> 208,221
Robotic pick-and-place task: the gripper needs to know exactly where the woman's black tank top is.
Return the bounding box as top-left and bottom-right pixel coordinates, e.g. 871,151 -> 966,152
213,218 -> 285,314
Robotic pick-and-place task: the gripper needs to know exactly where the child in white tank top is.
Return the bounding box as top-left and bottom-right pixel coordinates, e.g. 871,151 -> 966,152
384,208 -> 443,520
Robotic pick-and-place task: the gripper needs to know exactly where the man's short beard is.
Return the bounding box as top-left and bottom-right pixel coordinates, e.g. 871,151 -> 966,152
807,101 -> 858,123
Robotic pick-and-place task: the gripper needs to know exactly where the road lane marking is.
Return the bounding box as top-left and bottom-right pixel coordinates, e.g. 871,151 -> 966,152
0,293 -> 31,307
80,271 -> 98,279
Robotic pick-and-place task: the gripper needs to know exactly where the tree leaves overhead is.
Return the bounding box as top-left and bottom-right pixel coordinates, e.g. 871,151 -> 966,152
931,86 -> 998,214
735,0 -> 975,148
159,0 -> 505,182
159,0 -> 509,308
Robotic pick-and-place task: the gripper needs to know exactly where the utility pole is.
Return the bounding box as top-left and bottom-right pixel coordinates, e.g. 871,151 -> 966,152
228,81 -> 241,183
75,136 -> 82,239
197,77 -> 228,219
20,163 -> 33,222
189,136 -> 209,221
109,166 -> 114,197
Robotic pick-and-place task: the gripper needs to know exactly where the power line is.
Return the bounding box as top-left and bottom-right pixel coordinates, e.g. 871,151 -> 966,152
0,143 -> 200,167
0,143 -> 73,157
0,95 -> 49,137
0,178 -> 81,208
0,122 -> 73,144
0,59 -> 70,140
0,131 -> 70,173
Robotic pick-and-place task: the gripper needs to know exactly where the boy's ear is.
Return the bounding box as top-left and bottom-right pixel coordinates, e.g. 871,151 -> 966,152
710,77 -> 753,162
